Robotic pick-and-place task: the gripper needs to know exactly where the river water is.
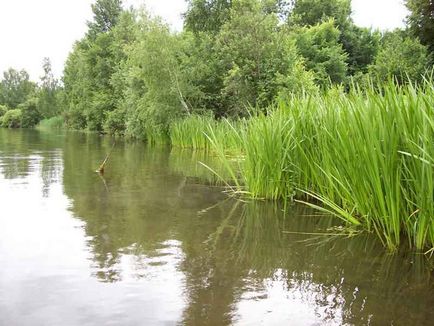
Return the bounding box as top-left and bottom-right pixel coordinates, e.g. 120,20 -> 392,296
0,129 -> 432,326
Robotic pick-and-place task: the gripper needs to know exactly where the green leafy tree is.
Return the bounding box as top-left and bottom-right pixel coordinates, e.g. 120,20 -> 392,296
104,10 -> 139,134
288,0 -> 379,75
63,1 -> 129,131
276,38 -> 318,97
405,0 -> 434,54
340,25 -> 380,75
295,20 -> 348,87
369,30 -> 429,84
88,0 -> 123,38
184,0 -> 291,34
124,14 -> 197,139
62,42 -> 91,129
0,68 -> 35,108
217,0 -> 280,113
38,57 -> 60,118
215,0 -> 315,115
184,0 -> 232,33
263,0 -> 292,18
57,0 -> 434,140
0,104 -> 7,117
18,97 -> 42,128
1,109 -> 22,128
83,31 -> 118,130
288,0 -> 351,27
176,32 -> 224,116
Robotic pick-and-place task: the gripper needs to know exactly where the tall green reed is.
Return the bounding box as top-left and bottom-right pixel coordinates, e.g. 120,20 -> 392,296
170,115 -> 246,152
200,80 -> 434,251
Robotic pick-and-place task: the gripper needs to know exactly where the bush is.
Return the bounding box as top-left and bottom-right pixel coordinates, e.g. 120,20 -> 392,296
18,98 -> 42,128
1,109 -> 22,128
369,31 -> 429,84
0,104 -> 8,117
104,108 -> 126,135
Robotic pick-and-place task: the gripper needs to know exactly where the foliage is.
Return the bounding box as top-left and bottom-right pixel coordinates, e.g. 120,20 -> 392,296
38,57 -> 60,118
369,31 -> 429,84
62,42 -> 91,129
104,108 -> 126,135
340,25 -> 381,75
176,32 -> 224,117
18,97 -> 42,128
405,0 -> 434,54
275,40 -> 318,97
85,32 -> 119,131
1,109 -> 22,128
0,68 -> 36,109
62,8 -> 136,132
184,0 -> 232,33
288,0 -> 351,27
57,0 -> 432,137
288,0 -> 380,76
122,13 -> 207,140
0,104 -> 7,117
294,20 -> 348,87
88,0 -> 123,38
216,0 -> 315,114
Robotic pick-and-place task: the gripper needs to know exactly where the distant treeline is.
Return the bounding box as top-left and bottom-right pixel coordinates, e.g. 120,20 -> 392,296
0,0 -> 433,134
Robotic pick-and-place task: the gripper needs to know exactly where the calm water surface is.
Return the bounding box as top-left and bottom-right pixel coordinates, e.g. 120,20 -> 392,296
0,129 -> 433,326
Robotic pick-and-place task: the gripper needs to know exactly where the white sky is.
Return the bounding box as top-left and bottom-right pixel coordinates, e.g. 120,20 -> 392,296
0,0 -> 408,81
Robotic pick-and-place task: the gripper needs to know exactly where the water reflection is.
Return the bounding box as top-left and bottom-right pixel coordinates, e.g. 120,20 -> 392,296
0,129 -> 433,326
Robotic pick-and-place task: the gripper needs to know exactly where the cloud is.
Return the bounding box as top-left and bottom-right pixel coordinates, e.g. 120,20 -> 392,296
352,0 -> 408,30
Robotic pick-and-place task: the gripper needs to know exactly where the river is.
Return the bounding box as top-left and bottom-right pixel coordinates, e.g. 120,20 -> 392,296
0,129 -> 432,325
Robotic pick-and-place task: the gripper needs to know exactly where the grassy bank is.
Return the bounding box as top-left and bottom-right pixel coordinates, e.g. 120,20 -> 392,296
170,81 -> 434,252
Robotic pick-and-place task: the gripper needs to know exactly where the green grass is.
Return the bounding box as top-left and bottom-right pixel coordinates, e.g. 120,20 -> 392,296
170,115 -> 215,150
170,115 -> 246,152
144,127 -> 170,146
182,80 -> 434,252
37,116 -> 65,130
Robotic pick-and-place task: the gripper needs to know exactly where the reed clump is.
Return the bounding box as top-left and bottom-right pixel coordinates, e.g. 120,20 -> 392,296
174,81 -> 434,251
36,116 -> 65,130
170,115 -> 246,152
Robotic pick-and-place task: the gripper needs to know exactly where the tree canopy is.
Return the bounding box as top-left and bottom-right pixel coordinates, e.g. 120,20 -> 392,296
0,68 -> 35,109
88,0 -> 123,37
1,0 -> 432,133
405,0 -> 434,54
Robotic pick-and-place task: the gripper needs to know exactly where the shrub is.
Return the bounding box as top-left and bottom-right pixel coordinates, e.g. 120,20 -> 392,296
104,108 -> 126,135
18,98 -> 42,128
0,104 -> 8,117
1,109 -> 22,128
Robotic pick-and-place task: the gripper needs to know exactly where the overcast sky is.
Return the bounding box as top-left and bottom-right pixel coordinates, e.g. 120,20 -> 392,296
0,0 -> 408,81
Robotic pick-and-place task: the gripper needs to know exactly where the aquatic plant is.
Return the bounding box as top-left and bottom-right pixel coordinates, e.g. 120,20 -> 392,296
170,115 -> 246,152
199,80 -> 434,251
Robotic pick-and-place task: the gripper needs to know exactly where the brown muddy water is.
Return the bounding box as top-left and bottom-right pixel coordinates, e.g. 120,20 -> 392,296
0,129 -> 433,326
